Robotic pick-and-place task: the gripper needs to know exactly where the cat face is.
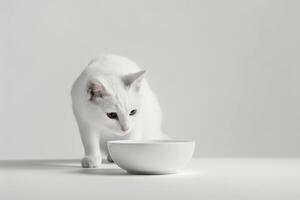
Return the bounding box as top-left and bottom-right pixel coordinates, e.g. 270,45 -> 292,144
87,70 -> 145,136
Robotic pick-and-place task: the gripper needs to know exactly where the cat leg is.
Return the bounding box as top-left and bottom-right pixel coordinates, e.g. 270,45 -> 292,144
106,154 -> 114,163
79,126 -> 101,168
99,139 -> 114,163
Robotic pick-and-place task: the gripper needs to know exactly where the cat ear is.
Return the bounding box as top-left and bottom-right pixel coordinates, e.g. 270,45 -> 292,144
122,70 -> 146,91
87,79 -> 110,102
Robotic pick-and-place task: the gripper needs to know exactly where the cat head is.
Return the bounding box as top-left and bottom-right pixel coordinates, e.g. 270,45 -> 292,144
86,70 -> 146,136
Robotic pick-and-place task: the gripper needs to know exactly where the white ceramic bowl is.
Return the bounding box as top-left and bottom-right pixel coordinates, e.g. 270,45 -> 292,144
107,140 -> 195,174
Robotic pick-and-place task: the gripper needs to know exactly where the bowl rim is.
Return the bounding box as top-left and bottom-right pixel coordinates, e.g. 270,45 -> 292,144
107,140 -> 195,145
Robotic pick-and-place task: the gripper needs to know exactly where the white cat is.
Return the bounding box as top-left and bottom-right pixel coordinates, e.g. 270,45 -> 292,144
71,55 -> 168,168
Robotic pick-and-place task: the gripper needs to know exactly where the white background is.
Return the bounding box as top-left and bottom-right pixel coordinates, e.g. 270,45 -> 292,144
1,0 -> 299,159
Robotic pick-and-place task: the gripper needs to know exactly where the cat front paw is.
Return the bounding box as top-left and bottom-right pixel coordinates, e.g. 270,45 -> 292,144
81,156 -> 101,168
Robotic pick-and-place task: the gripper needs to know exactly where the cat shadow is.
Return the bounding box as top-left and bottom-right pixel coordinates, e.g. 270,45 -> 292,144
0,159 -> 133,176
72,168 -> 131,176
0,159 -> 81,170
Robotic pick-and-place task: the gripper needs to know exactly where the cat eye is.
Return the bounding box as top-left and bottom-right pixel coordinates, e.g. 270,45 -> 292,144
106,112 -> 118,120
129,109 -> 137,116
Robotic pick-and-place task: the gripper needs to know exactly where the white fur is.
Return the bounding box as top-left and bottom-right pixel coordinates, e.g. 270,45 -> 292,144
71,55 -> 168,168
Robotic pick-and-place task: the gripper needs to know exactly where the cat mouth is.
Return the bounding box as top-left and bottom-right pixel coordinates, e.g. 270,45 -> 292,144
118,130 -> 130,136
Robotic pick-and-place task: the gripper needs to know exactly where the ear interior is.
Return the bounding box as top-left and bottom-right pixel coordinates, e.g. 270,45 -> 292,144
122,70 -> 146,91
87,79 -> 108,101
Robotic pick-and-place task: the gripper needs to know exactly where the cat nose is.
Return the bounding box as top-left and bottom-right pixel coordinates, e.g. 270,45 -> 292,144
121,127 -> 129,132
